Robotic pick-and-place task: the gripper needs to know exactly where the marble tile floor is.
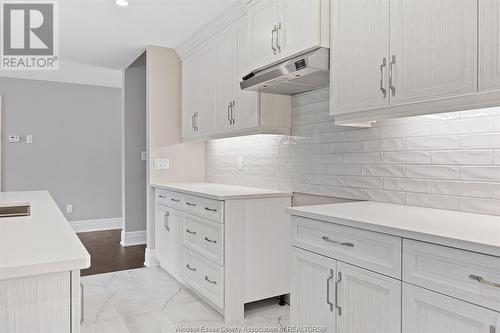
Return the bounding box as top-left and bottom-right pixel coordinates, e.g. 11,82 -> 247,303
81,267 -> 290,333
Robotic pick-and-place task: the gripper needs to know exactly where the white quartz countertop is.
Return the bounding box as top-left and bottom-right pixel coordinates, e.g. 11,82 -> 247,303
152,182 -> 292,200
286,201 -> 500,257
0,191 -> 90,280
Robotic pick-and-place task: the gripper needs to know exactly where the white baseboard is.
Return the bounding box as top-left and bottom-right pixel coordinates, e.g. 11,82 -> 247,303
120,229 -> 147,246
70,217 -> 123,233
144,248 -> 160,267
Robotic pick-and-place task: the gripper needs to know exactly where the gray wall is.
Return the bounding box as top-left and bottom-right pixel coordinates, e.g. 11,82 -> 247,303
123,53 -> 147,232
0,77 -> 122,221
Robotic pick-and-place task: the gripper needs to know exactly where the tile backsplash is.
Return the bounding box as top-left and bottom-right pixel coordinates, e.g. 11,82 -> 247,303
206,88 -> 500,216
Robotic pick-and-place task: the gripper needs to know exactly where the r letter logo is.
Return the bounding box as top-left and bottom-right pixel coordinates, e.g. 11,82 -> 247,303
1,2 -> 59,70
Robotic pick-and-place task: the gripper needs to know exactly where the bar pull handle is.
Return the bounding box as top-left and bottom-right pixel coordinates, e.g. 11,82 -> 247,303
469,274 -> 500,289
335,272 -> 342,316
322,236 -> 354,248
204,237 -> 217,244
163,211 -> 170,232
380,57 -> 387,98
186,229 -> 197,235
186,264 -> 197,272
389,55 -> 396,97
204,276 -> 217,285
326,269 -> 334,312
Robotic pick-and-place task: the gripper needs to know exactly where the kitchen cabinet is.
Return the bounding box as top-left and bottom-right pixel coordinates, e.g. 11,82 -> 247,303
153,184 -> 291,322
181,14 -> 291,141
288,201 -> 500,333
330,0 -> 390,113
247,0 -> 329,71
336,262 -> 401,333
290,247 -> 336,332
479,0 -> 500,91
155,200 -> 184,282
331,0 -> 500,125
403,284 -> 500,333
390,0 -> 477,105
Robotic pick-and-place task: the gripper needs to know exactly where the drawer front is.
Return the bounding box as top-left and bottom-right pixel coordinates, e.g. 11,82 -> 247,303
403,239 -> 500,312
155,189 -> 183,209
292,216 -> 402,279
184,213 -> 224,265
183,195 -> 223,223
183,247 -> 224,309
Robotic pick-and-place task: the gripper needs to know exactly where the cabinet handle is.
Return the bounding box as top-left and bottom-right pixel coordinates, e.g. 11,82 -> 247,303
204,207 -> 217,212
80,283 -> 84,324
335,272 -> 342,316
170,198 -> 180,202
164,211 -> 170,232
204,276 -> 217,285
231,101 -> 235,125
186,202 -> 197,207
271,26 -> 277,54
191,113 -> 196,130
192,112 -> 199,131
227,102 -> 232,124
322,236 -> 354,248
326,269 -> 334,312
389,55 -> 396,97
158,194 -> 167,199
469,274 -> 500,289
379,57 -> 387,98
186,229 -> 197,235
204,236 -> 217,244
275,22 -> 282,53
186,264 -> 197,272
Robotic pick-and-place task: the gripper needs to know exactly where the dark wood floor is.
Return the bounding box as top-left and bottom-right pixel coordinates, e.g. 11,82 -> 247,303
77,229 -> 146,276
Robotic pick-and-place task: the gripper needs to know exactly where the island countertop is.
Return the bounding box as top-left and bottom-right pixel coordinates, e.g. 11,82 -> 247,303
287,201 -> 500,257
152,182 -> 292,200
0,191 -> 90,280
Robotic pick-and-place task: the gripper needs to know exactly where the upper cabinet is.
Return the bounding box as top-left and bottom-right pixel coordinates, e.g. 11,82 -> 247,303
332,0 -> 500,125
181,14 -> 291,141
479,0 -> 500,91
248,0 -> 329,71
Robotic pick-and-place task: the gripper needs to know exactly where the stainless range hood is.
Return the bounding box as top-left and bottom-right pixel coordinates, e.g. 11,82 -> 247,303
240,47 -> 329,95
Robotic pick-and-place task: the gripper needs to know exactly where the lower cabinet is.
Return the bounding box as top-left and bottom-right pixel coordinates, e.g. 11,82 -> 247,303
155,204 -> 184,282
291,247 -> 401,333
403,283 -> 500,333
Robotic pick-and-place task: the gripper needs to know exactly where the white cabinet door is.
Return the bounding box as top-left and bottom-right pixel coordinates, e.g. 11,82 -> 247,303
336,262 -> 401,333
291,247 -> 335,332
279,0 -> 323,59
197,41 -> 217,134
155,204 -> 169,265
181,53 -> 199,138
248,0 -> 280,70
390,0 -> 477,105
215,26 -> 236,131
479,0 -> 500,91
234,15 -> 259,130
403,283 -> 500,333
330,0 -> 390,115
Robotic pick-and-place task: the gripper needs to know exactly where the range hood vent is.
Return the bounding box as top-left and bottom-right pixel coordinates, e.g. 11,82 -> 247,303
240,47 -> 329,96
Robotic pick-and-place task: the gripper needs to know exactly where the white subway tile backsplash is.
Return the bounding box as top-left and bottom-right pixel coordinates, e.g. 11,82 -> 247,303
406,193 -> 460,211
460,197 -> 500,216
384,151 -> 431,164
384,178 -> 430,193
460,166 -> 500,181
406,136 -> 460,150
365,138 -> 405,152
461,133 -> 500,149
206,89 -> 500,216
431,150 -> 493,165
431,117 -> 494,135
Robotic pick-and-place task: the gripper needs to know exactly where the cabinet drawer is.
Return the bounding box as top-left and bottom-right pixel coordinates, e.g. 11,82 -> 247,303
403,239 -> 500,312
183,247 -> 224,310
155,189 -> 183,208
291,216 -> 401,279
184,213 -> 224,265
183,195 -> 224,223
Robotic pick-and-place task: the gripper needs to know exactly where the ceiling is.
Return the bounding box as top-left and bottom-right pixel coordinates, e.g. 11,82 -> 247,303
60,0 -> 240,69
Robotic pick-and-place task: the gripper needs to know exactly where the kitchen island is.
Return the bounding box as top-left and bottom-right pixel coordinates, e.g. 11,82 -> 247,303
0,191 -> 90,333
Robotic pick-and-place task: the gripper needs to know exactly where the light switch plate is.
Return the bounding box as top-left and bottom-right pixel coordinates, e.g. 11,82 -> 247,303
155,158 -> 170,170
26,135 -> 33,144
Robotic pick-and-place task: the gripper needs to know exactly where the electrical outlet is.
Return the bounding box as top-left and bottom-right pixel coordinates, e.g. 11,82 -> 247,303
154,158 -> 170,170
66,205 -> 73,214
